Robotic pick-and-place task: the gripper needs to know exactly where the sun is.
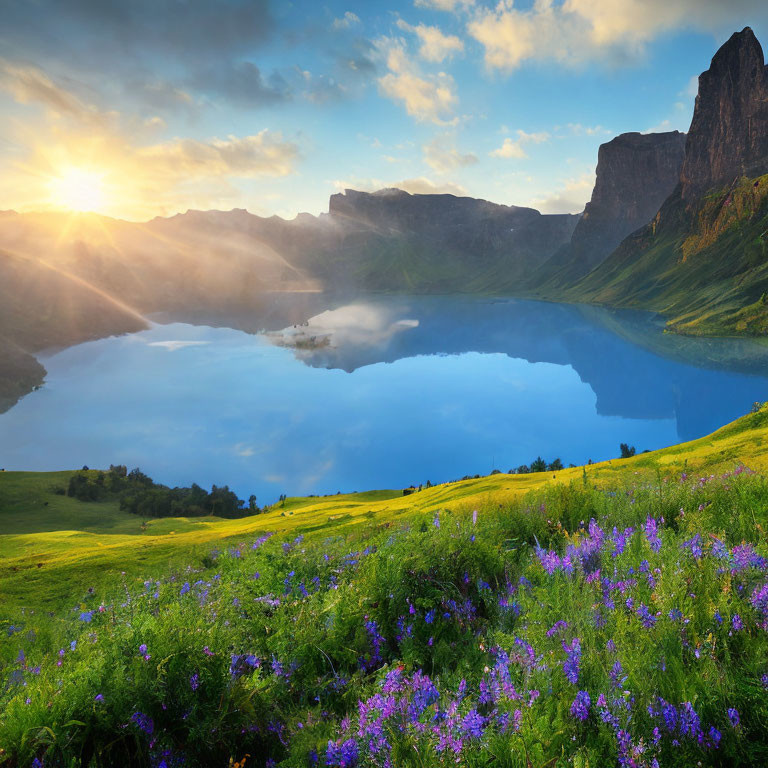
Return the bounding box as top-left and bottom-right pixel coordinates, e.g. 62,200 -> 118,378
48,168 -> 107,213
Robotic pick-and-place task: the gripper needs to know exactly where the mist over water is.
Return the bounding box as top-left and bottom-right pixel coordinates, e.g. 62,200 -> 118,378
2,295 -> 767,503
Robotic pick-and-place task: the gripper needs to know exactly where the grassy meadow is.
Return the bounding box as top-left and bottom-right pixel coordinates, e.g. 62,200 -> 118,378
2,406 -> 768,766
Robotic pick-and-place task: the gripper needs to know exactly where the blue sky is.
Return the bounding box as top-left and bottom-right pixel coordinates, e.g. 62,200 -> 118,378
1,0 -> 767,220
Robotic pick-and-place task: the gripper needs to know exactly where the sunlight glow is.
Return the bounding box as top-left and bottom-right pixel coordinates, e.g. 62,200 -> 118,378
48,168 -> 107,213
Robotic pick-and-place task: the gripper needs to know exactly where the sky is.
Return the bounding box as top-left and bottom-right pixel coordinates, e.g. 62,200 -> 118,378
1,0 -> 767,221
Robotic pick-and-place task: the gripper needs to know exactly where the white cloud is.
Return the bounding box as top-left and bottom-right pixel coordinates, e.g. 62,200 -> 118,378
490,129 -> 550,159
333,11 -> 361,29
0,61 -> 117,128
564,123 -> 612,136
423,135 -> 478,172
396,20 -> 465,62
138,131 -> 299,179
468,0 -> 768,71
529,172 -> 595,214
414,0 -> 475,10
377,38 -> 458,124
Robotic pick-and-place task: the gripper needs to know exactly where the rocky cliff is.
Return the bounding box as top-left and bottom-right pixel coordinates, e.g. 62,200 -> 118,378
320,188 -> 578,291
565,27 -> 768,336
680,27 -> 768,201
529,131 -> 686,288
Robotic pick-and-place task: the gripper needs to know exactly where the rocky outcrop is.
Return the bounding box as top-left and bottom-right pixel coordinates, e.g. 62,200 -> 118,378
680,27 -> 768,202
569,132 -> 686,269
529,131 -> 686,288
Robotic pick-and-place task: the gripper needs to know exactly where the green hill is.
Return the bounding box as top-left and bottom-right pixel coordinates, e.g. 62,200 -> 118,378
563,176 -> 768,336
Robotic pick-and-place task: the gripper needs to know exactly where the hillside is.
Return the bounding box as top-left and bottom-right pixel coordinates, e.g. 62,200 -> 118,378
2,405 -> 768,767
4,404 -> 768,614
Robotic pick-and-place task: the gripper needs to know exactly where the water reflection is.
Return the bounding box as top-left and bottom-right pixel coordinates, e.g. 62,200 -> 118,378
1,295 -> 766,500
267,296 -> 768,443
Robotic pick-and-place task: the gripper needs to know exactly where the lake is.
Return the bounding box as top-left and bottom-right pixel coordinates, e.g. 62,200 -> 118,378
2,295 -> 768,503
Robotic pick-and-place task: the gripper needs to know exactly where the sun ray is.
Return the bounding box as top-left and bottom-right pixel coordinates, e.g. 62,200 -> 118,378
2,244 -> 149,326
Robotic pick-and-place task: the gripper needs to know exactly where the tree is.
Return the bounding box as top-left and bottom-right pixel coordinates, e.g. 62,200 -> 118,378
548,458 -> 563,471
516,465 -> 530,475
620,443 -> 636,459
530,456 -> 547,473
248,494 -> 259,513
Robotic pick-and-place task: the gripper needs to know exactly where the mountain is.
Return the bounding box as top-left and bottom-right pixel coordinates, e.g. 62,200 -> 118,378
529,131 -> 686,288
312,189 -> 578,292
0,192 -> 577,411
563,27 -> 768,336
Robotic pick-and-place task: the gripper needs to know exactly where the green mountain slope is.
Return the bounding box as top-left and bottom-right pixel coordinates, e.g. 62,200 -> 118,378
565,175 -> 768,335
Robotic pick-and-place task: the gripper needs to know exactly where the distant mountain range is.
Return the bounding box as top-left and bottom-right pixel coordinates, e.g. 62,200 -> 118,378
1,27 -> 766,410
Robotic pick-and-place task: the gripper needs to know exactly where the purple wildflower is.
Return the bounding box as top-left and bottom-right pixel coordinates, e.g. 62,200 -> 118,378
570,690 -> 591,721
461,709 -> 485,739
562,638 -> 581,684
644,517 -> 662,552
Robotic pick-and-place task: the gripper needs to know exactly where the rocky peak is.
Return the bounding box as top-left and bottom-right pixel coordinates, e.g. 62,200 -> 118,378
680,26 -> 768,200
538,130 -> 686,282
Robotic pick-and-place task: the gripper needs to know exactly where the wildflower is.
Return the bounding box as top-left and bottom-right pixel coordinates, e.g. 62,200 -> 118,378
130,711 -> 154,736
190,673 -> 200,691
732,543 -> 767,572
537,548 -> 561,575
611,526 -> 634,557
681,534 -> 703,559
79,611 -> 94,623
709,726 -> 722,746
644,517 -> 662,552
461,709 -> 485,739
546,620 -> 568,637
732,614 -> 743,631
636,603 -> 657,629
180,582 -> 190,596
750,582 -> 768,620
727,708 -> 740,727
562,638 -> 581,684
326,738 -> 359,767
570,690 -> 591,721
94,694 -> 104,702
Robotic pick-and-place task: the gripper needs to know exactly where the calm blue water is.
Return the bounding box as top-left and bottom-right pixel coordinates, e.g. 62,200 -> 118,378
1,295 -> 767,503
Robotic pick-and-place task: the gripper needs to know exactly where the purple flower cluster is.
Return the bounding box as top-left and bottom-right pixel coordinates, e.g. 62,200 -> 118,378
570,690 -> 591,721
562,638 -> 581,684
